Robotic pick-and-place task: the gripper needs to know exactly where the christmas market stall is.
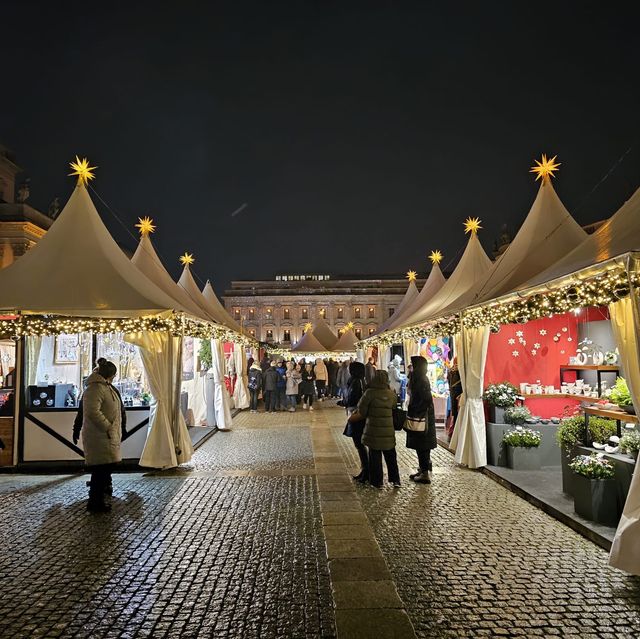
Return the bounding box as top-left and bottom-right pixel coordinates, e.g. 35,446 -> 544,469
0,160 -> 226,469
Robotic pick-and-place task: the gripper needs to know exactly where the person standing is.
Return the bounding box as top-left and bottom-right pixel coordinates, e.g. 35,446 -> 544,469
327,358 -> 338,398
336,360 -> 350,401
275,359 -> 287,411
260,354 -> 271,373
285,361 -> 302,412
300,363 -> 316,410
365,357 -> 376,386
247,362 -> 263,413
262,362 -> 279,413
446,357 -> 462,440
387,354 -> 405,395
81,358 -> 124,512
314,357 -> 328,401
349,370 -> 400,489
406,355 -> 436,484
344,361 -> 368,482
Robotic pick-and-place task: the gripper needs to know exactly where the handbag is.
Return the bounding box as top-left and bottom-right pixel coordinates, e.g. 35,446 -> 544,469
392,407 -> 406,431
405,416 -> 427,432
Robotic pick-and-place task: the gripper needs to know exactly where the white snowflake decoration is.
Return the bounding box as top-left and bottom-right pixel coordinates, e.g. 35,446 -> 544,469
516,330 -> 524,337
531,349 -> 537,356
508,338 -> 515,345
539,329 -> 547,336
512,350 -> 520,357
534,343 -> 541,349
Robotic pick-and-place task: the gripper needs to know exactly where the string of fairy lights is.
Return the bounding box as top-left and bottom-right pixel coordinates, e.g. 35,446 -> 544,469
358,154 -> 637,348
0,158 -> 257,346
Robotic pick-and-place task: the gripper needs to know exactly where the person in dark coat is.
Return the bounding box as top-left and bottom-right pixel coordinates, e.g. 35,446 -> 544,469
327,358 -> 339,398
275,359 -> 287,411
247,362 -> 263,412
336,361 -> 350,401
260,355 -> 271,373
262,362 -> 279,413
299,363 -> 316,410
344,362 -> 368,482
406,355 -> 436,484
350,370 -> 400,489
446,357 -> 462,440
365,357 -> 376,386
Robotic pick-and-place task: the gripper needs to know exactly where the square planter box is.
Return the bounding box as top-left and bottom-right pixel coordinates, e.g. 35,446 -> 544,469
489,406 -> 506,424
506,446 -> 541,470
573,474 -> 619,526
560,447 -> 578,496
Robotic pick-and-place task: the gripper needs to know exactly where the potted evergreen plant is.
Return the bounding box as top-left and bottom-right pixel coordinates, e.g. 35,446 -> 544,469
570,453 -> 618,526
483,381 -> 518,423
556,415 -> 616,496
503,426 -> 542,470
610,377 -> 635,414
620,430 -> 640,460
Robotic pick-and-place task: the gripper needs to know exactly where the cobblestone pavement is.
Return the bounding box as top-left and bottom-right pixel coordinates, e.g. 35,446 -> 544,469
2,403 -> 640,638
327,406 -> 640,638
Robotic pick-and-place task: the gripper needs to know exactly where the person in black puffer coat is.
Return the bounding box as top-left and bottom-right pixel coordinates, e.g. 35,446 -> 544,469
343,362 -> 368,482
406,355 -> 436,484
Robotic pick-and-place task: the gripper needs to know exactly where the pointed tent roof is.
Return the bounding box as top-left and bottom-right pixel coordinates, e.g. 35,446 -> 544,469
517,185 -> 640,293
332,329 -> 358,352
0,184 -> 184,317
177,263 -> 221,325
376,280 -> 419,334
312,316 -> 339,350
131,233 -> 211,321
385,265 -> 446,332
202,281 -> 244,334
398,234 -> 492,329
452,179 -> 587,312
291,329 -> 328,353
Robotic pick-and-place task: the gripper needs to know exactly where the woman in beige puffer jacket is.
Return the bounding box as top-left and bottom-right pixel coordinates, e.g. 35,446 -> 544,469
82,358 -> 123,512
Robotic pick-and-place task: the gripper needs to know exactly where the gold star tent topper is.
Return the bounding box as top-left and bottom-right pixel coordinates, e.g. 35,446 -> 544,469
345,321 -> 355,331
429,250 -> 443,265
304,322 -> 313,333
68,156 -> 97,186
406,270 -> 418,282
135,216 -> 156,236
464,217 -> 482,235
180,252 -> 195,266
530,154 -> 560,182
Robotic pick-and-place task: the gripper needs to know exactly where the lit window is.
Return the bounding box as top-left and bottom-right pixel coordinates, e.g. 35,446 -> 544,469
283,329 -> 291,342
249,308 -> 255,317
355,328 -> 362,339
354,307 -> 361,319
368,307 -> 375,318
368,328 -> 375,335
284,308 -> 290,320
337,307 -> 343,319
319,308 -> 326,318
301,308 -> 308,319
266,329 -> 273,340
234,308 -> 241,319
250,329 -> 255,337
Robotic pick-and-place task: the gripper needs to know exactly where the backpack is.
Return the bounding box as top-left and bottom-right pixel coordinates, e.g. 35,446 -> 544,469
248,373 -> 259,390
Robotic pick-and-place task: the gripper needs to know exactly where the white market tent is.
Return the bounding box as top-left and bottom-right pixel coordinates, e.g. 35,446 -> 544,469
291,330 -> 329,353
332,328 -> 358,352
376,277 -> 419,334
203,280 -> 244,335
312,316 -> 339,350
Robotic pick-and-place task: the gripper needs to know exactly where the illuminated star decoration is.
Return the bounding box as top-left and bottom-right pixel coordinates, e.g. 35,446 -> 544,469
530,154 -> 561,182
180,252 -> 195,266
406,270 -> 418,282
304,322 -> 313,333
429,250 -> 443,265
68,156 -> 97,186
516,331 -> 523,337
135,216 -> 156,236
464,217 -> 482,235
508,338 -> 515,345
539,329 -> 547,336
512,350 -> 519,357
345,321 -> 355,331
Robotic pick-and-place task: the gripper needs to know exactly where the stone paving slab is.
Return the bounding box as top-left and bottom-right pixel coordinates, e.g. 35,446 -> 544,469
332,580 -> 403,609
326,539 -> 383,559
329,557 -> 393,582
323,525 -> 375,540
322,512 -> 370,526
320,500 -> 364,512
335,609 -> 417,639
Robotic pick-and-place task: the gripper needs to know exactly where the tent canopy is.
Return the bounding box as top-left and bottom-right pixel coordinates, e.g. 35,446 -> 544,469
312,316 -> 338,350
291,330 -> 329,353
376,279 -> 419,334
0,184 -> 184,317
202,281 -> 244,334
332,328 -> 358,352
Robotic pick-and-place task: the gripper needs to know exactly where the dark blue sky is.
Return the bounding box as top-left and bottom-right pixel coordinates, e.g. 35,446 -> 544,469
2,1 -> 639,293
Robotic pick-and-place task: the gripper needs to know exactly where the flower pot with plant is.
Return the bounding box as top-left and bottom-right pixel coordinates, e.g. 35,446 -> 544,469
504,405 -> 531,426
503,426 -> 542,470
569,453 -> 618,526
610,377 -> 635,414
140,391 -> 152,407
483,382 -> 518,423
556,415 -> 617,496
620,430 -> 640,460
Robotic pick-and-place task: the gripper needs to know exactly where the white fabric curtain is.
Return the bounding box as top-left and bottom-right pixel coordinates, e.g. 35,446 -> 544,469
356,347 -> 365,363
608,293 -> 640,575
450,324 -> 489,469
377,345 -> 391,371
402,338 -> 420,366
210,338 -> 233,430
126,331 -> 193,468
27,336 -> 42,386
232,345 -> 250,410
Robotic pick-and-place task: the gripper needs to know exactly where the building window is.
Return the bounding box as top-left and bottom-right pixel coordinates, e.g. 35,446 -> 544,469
368,307 -> 375,318
283,308 -> 290,320
354,307 -> 361,319
388,308 -> 395,318
250,329 -> 256,337
319,308 -> 326,319
249,308 -> 255,318
234,308 -> 241,320
266,329 -> 273,341
368,328 -> 375,336
283,329 -> 291,342
355,328 -> 362,339
265,308 -> 273,320
337,307 -> 343,319
301,308 -> 308,320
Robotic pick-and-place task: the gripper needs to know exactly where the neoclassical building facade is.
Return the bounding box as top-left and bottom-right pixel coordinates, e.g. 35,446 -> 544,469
223,274 -> 424,345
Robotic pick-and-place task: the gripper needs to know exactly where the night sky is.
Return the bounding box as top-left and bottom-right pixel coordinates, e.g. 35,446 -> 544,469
2,2 -> 639,294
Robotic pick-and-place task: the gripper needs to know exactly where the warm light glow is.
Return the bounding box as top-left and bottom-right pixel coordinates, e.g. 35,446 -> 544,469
135,216 -> 156,236
304,322 -> 313,332
345,321 -> 355,331
68,156 -> 97,186
180,252 -> 195,266
406,270 -> 417,282
429,250 -> 443,265
530,154 -> 561,182
464,217 -> 482,235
